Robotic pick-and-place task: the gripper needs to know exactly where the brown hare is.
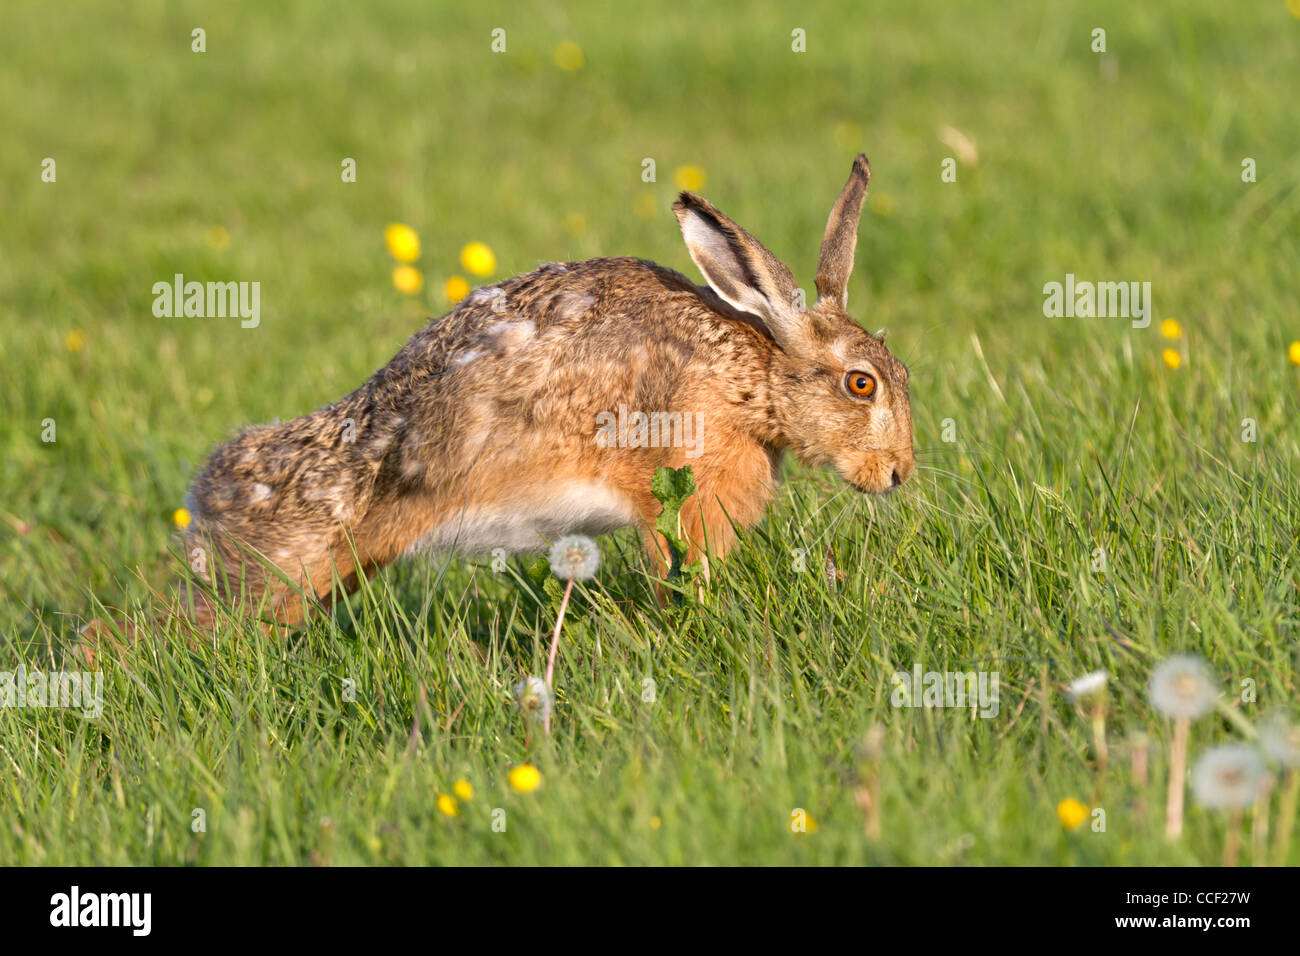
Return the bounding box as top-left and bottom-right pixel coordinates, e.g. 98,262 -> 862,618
88,154 -> 914,645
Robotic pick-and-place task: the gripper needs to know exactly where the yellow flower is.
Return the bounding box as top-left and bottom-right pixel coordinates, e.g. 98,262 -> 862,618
172,508 -> 191,529
1160,318 -> 1183,340
1288,340 -> 1300,366
1289,0 -> 1300,19
453,779 -> 473,801
871,192 -> 898,217
65,330 -> 85,353
1057,798 -> 1088,830
460,241 -> 496,277
674,165 -> 706,192
384,223 -> 420,263
634,194 -> 658,220
553,41 -> 584,71
444,276 -> 470,303
206,225 -> 230,251
392,265 -> 424,295
562,212 -> 587,237
436,794 -> 459,817
508,764 -> 541,793
649,815 -> 662,830
1162,348 -> 1181,369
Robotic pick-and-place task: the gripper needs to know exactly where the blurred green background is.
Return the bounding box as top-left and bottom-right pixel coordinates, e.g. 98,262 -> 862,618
2,0 -> 1296,620
0,1 -> 1298,864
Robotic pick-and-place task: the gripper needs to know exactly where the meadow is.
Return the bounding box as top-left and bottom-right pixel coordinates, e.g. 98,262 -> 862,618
1,0 -> 1298,865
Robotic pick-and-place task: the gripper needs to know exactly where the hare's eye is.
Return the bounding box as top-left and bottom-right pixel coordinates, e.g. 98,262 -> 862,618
845,370 -> 877,399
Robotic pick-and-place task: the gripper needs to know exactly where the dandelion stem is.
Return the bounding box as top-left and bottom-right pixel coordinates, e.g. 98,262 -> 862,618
542,578 -> 576,733
1091,701 -> 1108,767
1131,736 -> 1149,827
1251,776 -> 1272,867
1223,810 -> 1243,868
1038,662 -> 1049,744
1273,768 -> 1299,866
1165,716 -> 1190,840
863,762 -> 882,839
1091,698 -> 1108,798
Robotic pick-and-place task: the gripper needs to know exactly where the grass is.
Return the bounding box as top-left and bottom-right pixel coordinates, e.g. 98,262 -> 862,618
1,0 -> 1299,865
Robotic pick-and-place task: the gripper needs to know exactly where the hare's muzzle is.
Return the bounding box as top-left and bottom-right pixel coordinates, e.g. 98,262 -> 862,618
848,448 -> 915,494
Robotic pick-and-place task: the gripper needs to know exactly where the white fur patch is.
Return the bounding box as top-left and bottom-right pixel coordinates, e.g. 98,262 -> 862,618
489,320 -> 535,350
250,483 -> 272,504
407,481 -> 635,555
303,484 -> 352,521
452,349 -> 484,367
554,292 -> 595,320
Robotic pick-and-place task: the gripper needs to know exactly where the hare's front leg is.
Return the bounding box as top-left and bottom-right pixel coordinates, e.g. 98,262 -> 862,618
637,441 -> 781,589
638,500 -> 730,588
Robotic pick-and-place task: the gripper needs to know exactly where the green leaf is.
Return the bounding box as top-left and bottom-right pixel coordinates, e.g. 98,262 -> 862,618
651,465 -> 699,580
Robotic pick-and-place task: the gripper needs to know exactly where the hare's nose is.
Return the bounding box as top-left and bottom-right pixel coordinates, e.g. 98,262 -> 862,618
891,469 -> 904,488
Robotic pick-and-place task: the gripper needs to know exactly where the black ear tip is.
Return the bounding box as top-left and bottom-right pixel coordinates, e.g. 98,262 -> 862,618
853,153 -> 871,182
674,192 -> 716,223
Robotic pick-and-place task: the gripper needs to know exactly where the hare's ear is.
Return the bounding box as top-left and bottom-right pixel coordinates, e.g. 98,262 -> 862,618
814,153 -> 870,311
674,192 -> 805,346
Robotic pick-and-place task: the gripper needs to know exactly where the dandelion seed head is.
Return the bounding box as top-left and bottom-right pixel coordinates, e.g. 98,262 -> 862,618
1259,712 -> 1300,769
513,675 -> 553,724
1066,670 -> 1108,700
1191,744 -> 1265,810
548,534 -> 600,580
1149,655 -> 1216,720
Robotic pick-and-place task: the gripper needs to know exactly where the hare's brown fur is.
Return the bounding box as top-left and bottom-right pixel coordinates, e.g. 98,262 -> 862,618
107,155 -> 915,638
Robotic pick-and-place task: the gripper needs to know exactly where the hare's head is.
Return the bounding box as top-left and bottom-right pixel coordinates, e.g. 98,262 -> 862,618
673,154 -> 915,494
